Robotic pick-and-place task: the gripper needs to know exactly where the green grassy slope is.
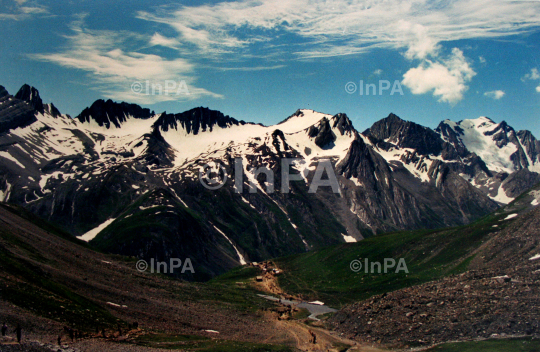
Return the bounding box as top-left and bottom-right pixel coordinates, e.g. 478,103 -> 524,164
273,193 -> 535,307
0,201 -> 281,339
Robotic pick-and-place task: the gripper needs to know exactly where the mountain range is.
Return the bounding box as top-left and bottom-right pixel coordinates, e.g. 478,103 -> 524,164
1,83 -> 539,279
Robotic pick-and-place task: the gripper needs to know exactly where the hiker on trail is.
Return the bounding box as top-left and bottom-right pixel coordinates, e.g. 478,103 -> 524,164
13,324 -> 21,343
57,335 -> 62,346
68,327 -> 74,342
1,322 -> 7,336
308,330 -> 316,344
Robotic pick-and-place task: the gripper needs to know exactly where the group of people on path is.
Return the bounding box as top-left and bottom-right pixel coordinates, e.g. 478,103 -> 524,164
1,321 -> 140,346
2,322 -> 23,344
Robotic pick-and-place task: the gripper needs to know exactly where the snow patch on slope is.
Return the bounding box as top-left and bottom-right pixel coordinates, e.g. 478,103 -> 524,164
342,233 -> 357,243
492,184 -> 514,204
212,224 -> 247,265
0,151 -> 25,169
0,182 -> 12,202
285,125 -> 354,165
79,218 -> 117,242
530,190 -> 540,207
501,213 -> 518,221
375,147 -> 432,183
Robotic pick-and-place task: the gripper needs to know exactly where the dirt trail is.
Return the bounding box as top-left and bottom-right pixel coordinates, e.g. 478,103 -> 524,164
251,262 -> 391,352
269,318 -> 390,352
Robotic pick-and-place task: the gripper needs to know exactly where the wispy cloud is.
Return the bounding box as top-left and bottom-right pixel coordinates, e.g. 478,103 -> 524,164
0,0 -> 48,20
214,65 -> 285,72
484,90 -> 505,100
136,0 -> 540,59
30,16 -> 222,104
28,0 -> 540,104
149,33 -> 182,50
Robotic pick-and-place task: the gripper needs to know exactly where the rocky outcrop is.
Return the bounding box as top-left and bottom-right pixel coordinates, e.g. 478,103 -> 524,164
77,99 -> 154,128
15,84 -> 44,113
308,117 -> 336,149
364,113 -> 444,156
518,130 -> 540,166
154,106 -> 248,134
0,85 -> 38,134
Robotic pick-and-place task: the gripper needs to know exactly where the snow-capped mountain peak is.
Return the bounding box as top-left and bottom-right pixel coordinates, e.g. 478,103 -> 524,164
276,109 -> 333,134
437,116 -> 530,173
0,83 -> 539,279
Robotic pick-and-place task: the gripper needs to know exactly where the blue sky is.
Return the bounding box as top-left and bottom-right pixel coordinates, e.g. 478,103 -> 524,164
1,0 -> 540,136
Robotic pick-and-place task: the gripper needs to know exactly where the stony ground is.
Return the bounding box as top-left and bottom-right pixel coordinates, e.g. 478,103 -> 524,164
330,207 -> 540,348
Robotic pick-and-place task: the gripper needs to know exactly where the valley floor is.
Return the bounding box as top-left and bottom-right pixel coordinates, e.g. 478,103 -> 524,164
2,199 -> 540,351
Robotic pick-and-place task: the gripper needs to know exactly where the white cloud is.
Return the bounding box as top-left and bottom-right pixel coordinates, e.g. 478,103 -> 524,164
479,56 -> 486,64
31,19 -> 222,103
373,69 -> 383,75
28,0 -> 540,104
521,68 -> 540,94
132,0 -> 540,105
402,48 -> 475,104
522,68 -> 540,81
484,90 -> 505,100
399,22 -> 441,60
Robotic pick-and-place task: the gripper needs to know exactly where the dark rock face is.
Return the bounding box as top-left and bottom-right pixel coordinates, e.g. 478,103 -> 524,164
518,130 -> 540,165
15,84 -> 44,113
141,129 -> 176,167
44,103 -> 62,118
0,85 -> 38,134
436,121 -> 470,158
332,113 -> 355,135
308,117 -> 337,149
76,99 -> 153,128
154,107 -> 247,134
336,137 -> 498,233
502,168 -> 540,198
364,113 -> 444,156
486,121 -> 529,170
